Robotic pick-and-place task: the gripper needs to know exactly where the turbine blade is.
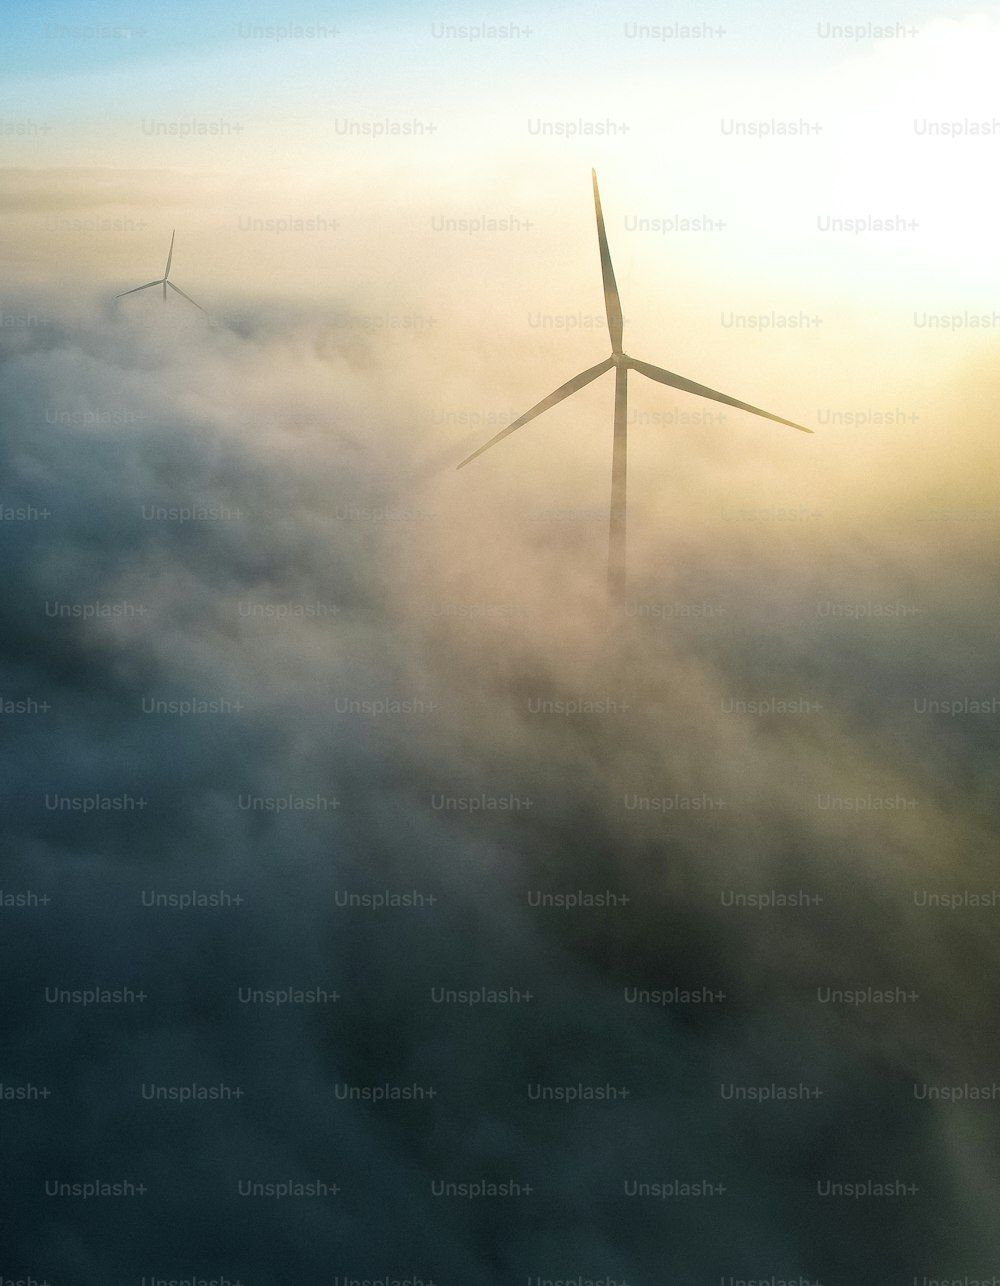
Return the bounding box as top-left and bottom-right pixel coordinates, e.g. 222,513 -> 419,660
164,229 -> 175,279
629,358 -> 812,433
457,357 -> 614,469
115,279 -> 163,298
166,281 -> 206,312
592,171 -> 623,354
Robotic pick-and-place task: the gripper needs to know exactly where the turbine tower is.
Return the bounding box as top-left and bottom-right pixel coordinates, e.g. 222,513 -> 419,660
115,230 -> 204,311
458,171 -> 811,605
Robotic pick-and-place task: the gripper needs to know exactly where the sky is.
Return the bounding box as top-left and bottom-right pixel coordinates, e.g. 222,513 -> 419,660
3,1 -> 1000,1283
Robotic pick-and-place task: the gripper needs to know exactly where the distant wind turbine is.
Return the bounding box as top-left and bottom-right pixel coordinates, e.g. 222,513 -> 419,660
458,171 -> 812,604
115,230 -> 204,311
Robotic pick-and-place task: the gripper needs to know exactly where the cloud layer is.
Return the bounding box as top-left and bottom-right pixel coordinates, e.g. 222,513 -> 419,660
1,288 -> 999,1283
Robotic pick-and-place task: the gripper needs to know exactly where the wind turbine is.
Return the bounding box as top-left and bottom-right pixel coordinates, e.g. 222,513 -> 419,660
457,171 -> 812,604
115,230 -> 204,311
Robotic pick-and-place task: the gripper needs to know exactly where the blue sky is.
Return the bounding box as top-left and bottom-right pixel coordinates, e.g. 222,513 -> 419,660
5,0 -> 984,86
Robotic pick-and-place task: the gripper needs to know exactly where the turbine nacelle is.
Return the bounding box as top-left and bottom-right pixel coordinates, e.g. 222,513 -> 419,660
457,171 -> 812,602
115,230 -> 205,313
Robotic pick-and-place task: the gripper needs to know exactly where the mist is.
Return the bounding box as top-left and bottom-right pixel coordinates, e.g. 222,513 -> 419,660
2,270 -> 998,1281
